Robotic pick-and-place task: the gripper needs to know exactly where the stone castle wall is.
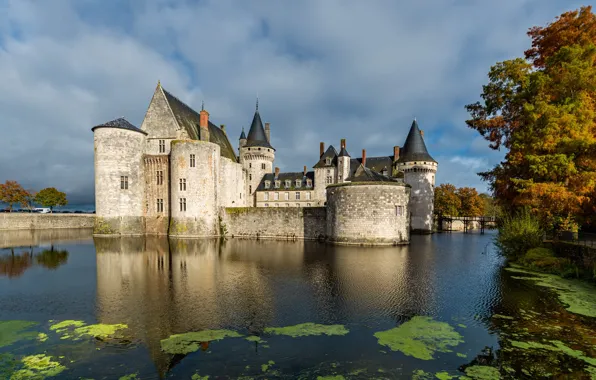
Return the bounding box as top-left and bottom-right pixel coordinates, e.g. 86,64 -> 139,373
94,128 -> 147,235
326,183 -> 410,245
221,207 -> 327,240
144,155 -> 170,235
219,157 -> 247,208
0,214 -> 94,232
399,161 -> 436,234
169,140 -> 220,237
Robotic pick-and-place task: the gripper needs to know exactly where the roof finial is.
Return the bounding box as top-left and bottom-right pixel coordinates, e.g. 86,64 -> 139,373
256,94 -> 259,111
414,116 -> 416,121
201,100 -> 205,111
157,79 -> 161,87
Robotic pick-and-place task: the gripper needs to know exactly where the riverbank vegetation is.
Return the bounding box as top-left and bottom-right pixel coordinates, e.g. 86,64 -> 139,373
465,6 -> 596,233
434,184 -> 496,217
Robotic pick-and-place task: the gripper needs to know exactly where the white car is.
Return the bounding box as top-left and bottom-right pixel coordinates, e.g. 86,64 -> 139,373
33,208 -> 51,213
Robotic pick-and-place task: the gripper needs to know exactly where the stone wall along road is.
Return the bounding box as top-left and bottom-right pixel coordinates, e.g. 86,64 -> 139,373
0,214 -> 95,231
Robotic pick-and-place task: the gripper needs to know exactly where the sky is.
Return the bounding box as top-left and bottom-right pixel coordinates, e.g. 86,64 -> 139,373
0,0 -> 585,204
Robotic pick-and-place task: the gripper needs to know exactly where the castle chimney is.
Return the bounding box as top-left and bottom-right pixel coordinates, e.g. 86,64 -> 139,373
199,103 -> 210,142
220,124 -> 226,134
362,149 -> 367,167
265,123 -> 271,142
420,130 -> 424,137
340,138 -> 346,149
303,165 -> 307,175
275,167 -> 280,178
320,142 -> 325,157
393,146 -> 400,161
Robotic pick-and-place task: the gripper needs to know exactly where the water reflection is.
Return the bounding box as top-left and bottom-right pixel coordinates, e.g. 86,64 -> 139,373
0,246 -> 70,278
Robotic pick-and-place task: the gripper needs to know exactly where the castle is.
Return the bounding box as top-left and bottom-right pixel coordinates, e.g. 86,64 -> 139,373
92,82 -> 437,244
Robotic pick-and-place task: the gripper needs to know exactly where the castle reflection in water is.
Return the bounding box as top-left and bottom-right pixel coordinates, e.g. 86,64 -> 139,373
93,236 -> 438,374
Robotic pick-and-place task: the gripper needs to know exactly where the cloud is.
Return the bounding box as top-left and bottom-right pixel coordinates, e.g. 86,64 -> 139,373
0,0 -> 585,203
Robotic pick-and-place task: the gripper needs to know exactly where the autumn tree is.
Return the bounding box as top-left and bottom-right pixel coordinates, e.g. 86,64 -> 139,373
34,188 -> 68,213
457,187 -> 485,216
465,6 -> 596,230
0,181 -> 30,212
479,193 -> 501,218
434,184 -> 461,217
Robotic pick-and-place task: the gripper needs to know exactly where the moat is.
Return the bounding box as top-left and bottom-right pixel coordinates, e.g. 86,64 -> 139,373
0,230 -> 595,379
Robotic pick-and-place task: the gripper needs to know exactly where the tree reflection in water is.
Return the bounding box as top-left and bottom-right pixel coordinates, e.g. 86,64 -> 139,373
0,246 -> 69,277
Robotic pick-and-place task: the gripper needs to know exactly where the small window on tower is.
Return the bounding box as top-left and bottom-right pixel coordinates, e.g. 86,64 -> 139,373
249,163 -> 252,168
159,140 -> 165,153
120,176 -> 129,190
249,174 -> 252,180
190,154 -> 196,167
179,198 -> 186,212
261,163 -> 266,170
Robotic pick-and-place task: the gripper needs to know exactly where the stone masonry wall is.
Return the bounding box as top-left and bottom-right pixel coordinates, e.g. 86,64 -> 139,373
221,207 -> 326,240
326,183 -> 410,245
0,214 -> 95,231
94,128 -> 146,235
219,157 -> 247,208
400,161 -> 437,234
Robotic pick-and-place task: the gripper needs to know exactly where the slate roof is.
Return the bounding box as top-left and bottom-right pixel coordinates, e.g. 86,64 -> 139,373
346,164 -> 397,182
256,171 -> 315,191
239,127 -> 246,140
313,145 -> 339,168
91,118 -> 147,135
161,88 -> 237,162
338,146 -> 350,157
245,109 -> 274,150
349,156 -> 394,177
397,120 -> 436,163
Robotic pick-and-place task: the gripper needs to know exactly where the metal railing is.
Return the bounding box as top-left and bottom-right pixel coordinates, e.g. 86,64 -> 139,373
544,230 -> 596,248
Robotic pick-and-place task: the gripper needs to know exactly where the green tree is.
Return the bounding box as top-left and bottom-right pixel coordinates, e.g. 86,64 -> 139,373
434,184 -> 461,217
479,193 -> 501,218
457,187 -> 485,216
0,181 -> 30,212
465,6 -> 596,230
34,188 -> 68,213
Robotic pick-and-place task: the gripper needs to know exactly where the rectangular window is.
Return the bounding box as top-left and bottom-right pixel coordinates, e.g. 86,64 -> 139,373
274,181 -> 280,188
190,154 -> 196,167
326,176 -> 333,184
159,139 -> 165,153
249,163 -> 252,168
306,180 -> 312,187
296,180 -> 301,187
179,178 -> 186,191
249,185 -> 252,194
120,176 -> 128,190
156,171 -> 163,185
261,163 -> 266,170
179,198 -> 186,212
265,181 -> 270,189
156,199 -> 164,213
295,192 -> 300,200
249,174 -> 252,180
396,205 -> 404,216
264,203 -> 269,207
284,192 -> 289,200
306,192 -> 311,200
274,192 -> 279,201
264,193 -> 269,201
285,180 -> 291,188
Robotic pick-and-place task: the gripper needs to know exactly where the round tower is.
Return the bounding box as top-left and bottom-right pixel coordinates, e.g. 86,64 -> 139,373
337,139 -> 350,183
91,118 -> 147,235
396,119 -> 438,234
239,100 -> 275,205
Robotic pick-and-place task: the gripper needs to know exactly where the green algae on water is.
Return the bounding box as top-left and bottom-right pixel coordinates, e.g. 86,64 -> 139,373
160,329 -> 242,355
457,324 -> 467,328
245,336 -> 265,343
261,360 -> 275,372
505,265 -> 596,318
264,323 -> 349,338
0,320 -> 38,348
412,370 -> 433,380
510,339 -> 596,367
316,376 -> 345,380
464,365 -> 500,379
37,333 -> 48,343
118,374 -> 138,380
491,314 -> 514,320
435,372 -> 455,379
49,320 -> 128,341
191,374 -> 209,380
10,354 -> 66,380
457,352 -> 468,358
373,316 -> 464,360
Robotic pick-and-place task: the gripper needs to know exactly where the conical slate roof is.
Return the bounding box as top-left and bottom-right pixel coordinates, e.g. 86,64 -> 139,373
245,104 -> 274,149
338,146 -> 350,157
91,117 -> 147,135
396,119 -> 436,163
239,127 -> 246,140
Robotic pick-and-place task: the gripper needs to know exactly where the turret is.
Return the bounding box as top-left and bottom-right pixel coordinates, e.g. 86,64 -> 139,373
239,99 -> 275,205
337,138 -> 350,183
239,127 -> 247,149
396,119 -> 438,234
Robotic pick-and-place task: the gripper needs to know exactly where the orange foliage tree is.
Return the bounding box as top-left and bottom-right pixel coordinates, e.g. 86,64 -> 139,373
466,6 -> 596,230
457,187 -> 485,217
0,180 -> 31,212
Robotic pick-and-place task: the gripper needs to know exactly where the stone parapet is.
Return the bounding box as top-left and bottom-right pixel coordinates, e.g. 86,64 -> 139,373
0,214 -> 95,231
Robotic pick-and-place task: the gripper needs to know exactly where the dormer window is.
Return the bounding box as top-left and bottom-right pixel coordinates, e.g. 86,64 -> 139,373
295,179 -> 301,187
265,181 -> 271,189
274,180 -> 280,188
306,179 -> 312,187
325,157 -> 332,165
285,180 -> 291,188
382,168 -> 388,176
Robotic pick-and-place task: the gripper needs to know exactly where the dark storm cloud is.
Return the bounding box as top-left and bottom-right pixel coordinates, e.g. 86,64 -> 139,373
0,0 -> 584,203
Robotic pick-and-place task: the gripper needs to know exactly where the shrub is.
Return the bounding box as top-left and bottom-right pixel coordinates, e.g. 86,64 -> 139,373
495,208 -> 543,259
